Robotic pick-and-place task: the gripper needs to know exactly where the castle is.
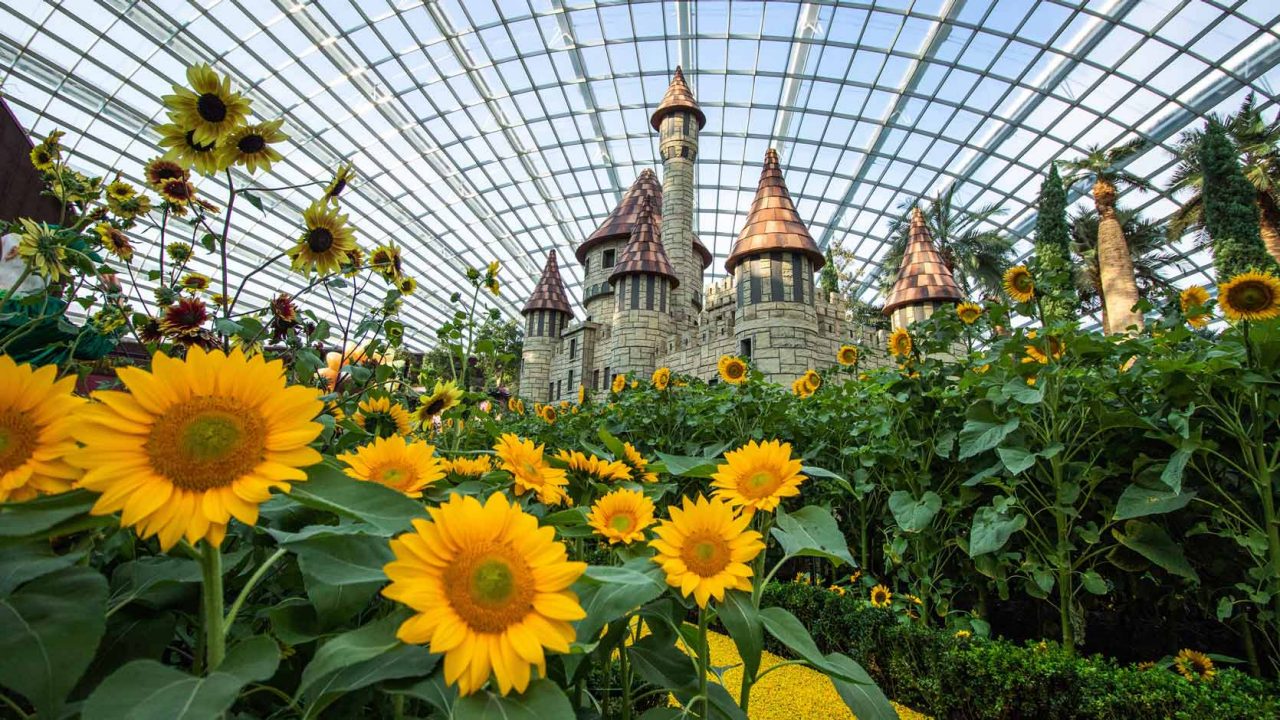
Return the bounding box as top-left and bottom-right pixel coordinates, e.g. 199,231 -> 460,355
518,68 -> 963,402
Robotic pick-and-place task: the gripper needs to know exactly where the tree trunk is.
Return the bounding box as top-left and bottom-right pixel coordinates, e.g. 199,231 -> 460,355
1093,180 -> 1144,333
1258,192 -> 1280,266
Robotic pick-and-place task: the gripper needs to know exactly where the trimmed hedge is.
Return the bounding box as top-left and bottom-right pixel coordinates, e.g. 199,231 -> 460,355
761,583 -> 1280,720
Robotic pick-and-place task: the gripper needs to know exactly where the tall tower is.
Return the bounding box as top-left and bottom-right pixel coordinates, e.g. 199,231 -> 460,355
607,196 -> 679,380
576,170 -> 662,324
650,66 -> 706,323
726,148 -> 827,381
519,250 -> 573,403
882,207 -> 963,328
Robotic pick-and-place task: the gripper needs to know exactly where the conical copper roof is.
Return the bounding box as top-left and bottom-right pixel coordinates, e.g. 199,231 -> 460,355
725,148 -> 825,273
522,250 -> 574,316
577,170 -> 662,262
692,235 -> 712,270
650,66 -> 706,131
882,207 -> 964,315
610,195 -> 679,288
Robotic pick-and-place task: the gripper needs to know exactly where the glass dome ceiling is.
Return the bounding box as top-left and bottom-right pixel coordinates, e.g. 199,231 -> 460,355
1,0 -> 1277,346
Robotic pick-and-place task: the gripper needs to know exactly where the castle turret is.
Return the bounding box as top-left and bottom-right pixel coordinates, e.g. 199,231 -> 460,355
882,207 -> 963,328
726,148 -> 827,380
651,66 -> 705,322
577,170 -> 662,324
519,250 -> 573,402
607,196 -> 677,380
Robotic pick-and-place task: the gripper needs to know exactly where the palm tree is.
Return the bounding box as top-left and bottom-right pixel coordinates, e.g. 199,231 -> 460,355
1069,206 -> 1178,332
1167,93 -> 1280,264
878,185 -> 1014,299
1060,139 -> 1153,333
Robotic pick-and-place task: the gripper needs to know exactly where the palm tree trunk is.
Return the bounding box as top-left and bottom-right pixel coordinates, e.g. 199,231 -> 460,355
1093,180 -> 1144,333
1099,303 -> 1110,335
1258,192 -> 1280,266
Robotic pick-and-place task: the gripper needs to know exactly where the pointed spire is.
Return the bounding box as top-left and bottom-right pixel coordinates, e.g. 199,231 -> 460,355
725,148 -> 825,273
577,170 -> 663,263
882,207 -> 964,316
610,195 -> 679,288
650,65 -> 706,131
522,250 -> 574,316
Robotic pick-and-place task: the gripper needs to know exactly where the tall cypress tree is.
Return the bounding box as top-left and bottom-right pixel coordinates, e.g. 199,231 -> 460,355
1200,118 -> 1276,278
819,247 -> 839,297
1033,164 -> 1075,322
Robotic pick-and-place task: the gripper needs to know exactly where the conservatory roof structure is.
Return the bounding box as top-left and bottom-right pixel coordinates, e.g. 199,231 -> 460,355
1,0 -> 1277,346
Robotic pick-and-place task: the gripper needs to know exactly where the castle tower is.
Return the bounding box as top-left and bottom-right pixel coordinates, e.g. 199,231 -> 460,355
577,170 -> 662,324
651,66 -> 706,322
726,148 -> 827,380
519,250 -> 573,403
882,207 -> 963,328
607,195 -> 679,380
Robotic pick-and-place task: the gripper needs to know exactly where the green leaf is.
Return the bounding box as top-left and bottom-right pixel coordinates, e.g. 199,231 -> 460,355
1002,377 -> 1044,404
968,504 -> 1027,556
278,528 -> 391,626
0,489 -> 110,539
597,427 -> 629,459
1113,484 -> 1196,521
240,190 -> 264,211
800,465 -> 854,493
771,505 -> 855,567
385,674 -> 457,716
108,556 -> 201,610
1160,444 -> 1195,493
958,406 -> 1019,459
654,452 -> 719,478
0,566 -> 107,720
759,607 -> 860,684
213,318 -> 243,336
824,652 -> 898,720
302,645 -> 436,719
297,611 -> 417,711
1112,520 -> 1199,581
574,559 -> 667,643
718,590 -> 762,681
996,446 -> 1037,475
1080,570 -> 1108,595
887,490 -> 942,533
0,542 -> 85,594
288,463 -> 428,535
453,679 -> 573,720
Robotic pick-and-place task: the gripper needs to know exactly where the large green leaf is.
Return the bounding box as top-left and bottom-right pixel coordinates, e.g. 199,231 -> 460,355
302,645 -> 437,720
824,652 -> 898,720
759,607 -> 859,684
718,590 -> 762,681
453,679 -> 573,720
0,566 -> 107,719
0,542 -> 84,594
968,505 -> 1027,556
0,489 -> 112,541
297,611 -> 414,707
771,505 -> 855,567
996,447 -> 1037,475
1113,484 -> 1196,521
628,636 -> 744,720
108,556 -> 201,610
887,491 -> 941,533
574,559 -> 667,643
654,452 -> 720,478
958,405 -> 1019,460
288,463 -> 428,535
1112,520 -> 1199,581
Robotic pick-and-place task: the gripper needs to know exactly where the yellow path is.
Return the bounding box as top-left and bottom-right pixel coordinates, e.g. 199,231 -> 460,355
674,630 -> 926,720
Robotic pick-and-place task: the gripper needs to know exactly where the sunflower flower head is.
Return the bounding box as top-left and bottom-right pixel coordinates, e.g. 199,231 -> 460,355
611,373 -> 627,394
106,178 -> 136,202
888,327 -> 913,358
416,380 -> 463,424
218,119 -> 287,174
1003,265 -> 1035,303
649,494 -> 764,608
1218,271 -> 1280,323
717,355 -> 748,385
180,272 -> 212,293
370,243 -> 404,280
802,369 -> 822,393
554,449 -> 632,482
338,435 -> 445,498
0,356 -> 84,503
652,366 -> 671,390
446,455 -> 494,478
870,584 -> 892,608
711,439 -> 806,516
16,219 -> 69,282
1173,649 -> 1216,683
538,404 -> 557,424
93,223 -> 134,262
1179,285 -> 1212,328
790,377 -> 813,398
162,63 -> 252,145
290,201 -> 357,276
956,301 -> 983,325
493,434 -> 569,506
621,442 -> 659,483
324,163 -> 356,203
837,344 -> 859,366
352,396 -> 412,437
588,488 -> 656,545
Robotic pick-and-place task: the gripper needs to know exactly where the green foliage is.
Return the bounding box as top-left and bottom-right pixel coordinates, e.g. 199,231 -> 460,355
1201,118 -> 1277,277
819,247 -> 840,296
1034,165 -> 1076,322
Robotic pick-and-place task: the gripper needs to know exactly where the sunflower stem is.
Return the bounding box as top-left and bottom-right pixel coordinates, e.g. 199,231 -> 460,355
696,606 -> 710,720
0,262 -> 34,305
200,540 -> 226,673
224,547 -> 287,634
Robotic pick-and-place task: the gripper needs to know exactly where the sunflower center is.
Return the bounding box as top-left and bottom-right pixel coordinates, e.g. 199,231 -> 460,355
183,131 -> 216,154
237,133 -> 266,154
424,398 -> 446,416
444,543 -> 535,633
727,364 -> 744,379
1229,282 -> 1273,312
682,531 -> 731,577
146,397 -> 266,491
609,512 -> 636,533
743,470 -> 781,498
302,227 -> 334,253
372,462 -> 412,489
0,410 -> 38,475
196,93 -> 228,122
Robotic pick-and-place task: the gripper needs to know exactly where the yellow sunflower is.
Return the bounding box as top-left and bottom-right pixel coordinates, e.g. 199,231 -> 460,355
337,434 -> 445,498
398,277 -> 417,295
870,584 -> 892,608
370,243 -> 404,280
493,434 -> 569,506
447,455 -> 494,477
506,396 -> 524,414
70,348 -> 323,550
162,63 -> 252,145
954,629 -> 972,640
717,356 -> 747,385
180,272 -> 211,293
324,163 -> 356,203
1003,266 -> 1035,303
0,356 -> 83,503
290,201 -> 357,276
416,381 -> 463,424
1218,271 -> 1280,323
1023,331 -> 1064,365
29,144 -> 56,172
956,301 -> 983,324
828,585 -> 846,596
621,442 -> 658,483
710,439 -> 806,516
587,488 -> 656,545
649,494 -> 764,608
554,449 -> 632,482
144,157 -> 188,188
352,396 -> 412,437
611,373 -> 627,393
382,492 -> 586,696
93,223 -> 134,262
1173,649 -> 1215,682
156,122 -> 228,176
791,377 -> 813,398
802,369 -> 821,393
837,344 -> 859,366
217,119 -> 287,174
888,327 -> 912,358
652,366 -> 671,390
106,179 -> 136,202
1179,285 -> 1212,328
538,404 -> 557,424
158,178 -> 198,207
577,384 -> 586,404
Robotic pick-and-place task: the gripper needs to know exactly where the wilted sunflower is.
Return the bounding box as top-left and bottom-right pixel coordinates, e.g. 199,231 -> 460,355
1218,271 -> 1279,323
649,494 -> 764,608
711,439 -> 806,516
870,584 -> 892,608
180,272 -> 211,293
352,396 -> 412,437
538,404 -> 558,424
652,366 -> 671,390
888,327 -> 912,358
493,433 -> 569,506
621,442 -> 658,483
290,201 -> 357,276
218,119 -> 287,174
157,123 -> 227,176
370,243 -> 404,280
416,380 -> 463,423
382,492 -> 586,696
0,356 -> 84,503
324,163 -> 356,203
93,222 -> 134,262
1173,649 -> 1215,682
718,355 -> 747,385
16,219 -> 69,282
162,63 -> 251,145
956,301 -> 983,324
144,157 -> 189,188
1003,266 -> 1035,303
1179,285 -> 1212,328
837,344 -> 859,366
610,373 -> 627,393
338,434 -> 445,497
71,348 -> 323,550
158,178 -> 198,207
160,297 -> 210,339
446,455 -> 494,477
588,488 -> 656,545
105,178 -> 136,202
554,449 -> 632,482
802,369 -> 821,392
